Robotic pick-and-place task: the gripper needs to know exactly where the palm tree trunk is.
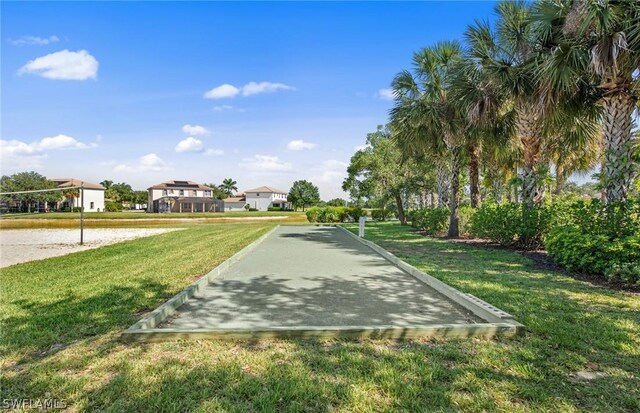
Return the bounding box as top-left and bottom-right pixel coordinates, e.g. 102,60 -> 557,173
436,160 -> 450,208
468,142 -> 481,208
554,164 -> 567,195
601,91 -> 637,203
448,146 -> 462,238
516,105 -> 544,209
395,192 -> 407,225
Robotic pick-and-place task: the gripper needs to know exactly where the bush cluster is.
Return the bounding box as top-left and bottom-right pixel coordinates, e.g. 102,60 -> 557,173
545,199 -> 640,285
306,206 -> 365,223
407,207 -> 475,236
370,209 -> 395,221
105,201 -> 122,212
469,202 -> 557,249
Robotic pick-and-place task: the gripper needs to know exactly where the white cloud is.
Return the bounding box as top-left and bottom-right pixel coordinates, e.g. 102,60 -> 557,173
204,81 -> 294,99
286,139 -> 317,151
242,81 -> 294,96
181,124 -> 210,136
204,83 -> 240,99
378,88 -> 395,100
213,105 -> 234,111
0,134 -> 92,171
240,154 -> 292,172
114,153 -> 170,172
0,134 -> 91,156
175,137 -> 204,153
204,148 -> 225,156
19,49 -> 98,80
8,35 -> 59,46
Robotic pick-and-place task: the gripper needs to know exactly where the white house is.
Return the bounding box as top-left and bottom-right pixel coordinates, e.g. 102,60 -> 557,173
147,180 -> 224,213
224,194 -> 248,211
52,178 -> 106,212
244,186 -> 289,211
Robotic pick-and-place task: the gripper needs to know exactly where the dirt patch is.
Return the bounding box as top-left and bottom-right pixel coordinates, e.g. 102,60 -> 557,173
0,228 -> 180,268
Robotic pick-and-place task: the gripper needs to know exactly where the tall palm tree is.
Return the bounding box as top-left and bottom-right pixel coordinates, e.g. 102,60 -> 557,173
391,42 -> 465,237
534,0 -> 640,203
220,178 -> 238,196
62,188 -> 80,211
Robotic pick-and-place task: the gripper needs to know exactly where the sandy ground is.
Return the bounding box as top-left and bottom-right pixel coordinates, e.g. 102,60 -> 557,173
0,228 -> 178,268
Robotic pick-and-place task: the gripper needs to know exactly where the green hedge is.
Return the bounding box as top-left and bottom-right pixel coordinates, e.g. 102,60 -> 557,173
105,201 -> 122,212
371,209 -> 394,221
545,198 -> 640,285
469,202 -> 557,249
306,206 -> 365,223
407,207 -> 475,236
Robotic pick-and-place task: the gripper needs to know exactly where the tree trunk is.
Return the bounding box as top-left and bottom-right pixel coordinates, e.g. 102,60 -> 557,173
395,192 -> 407,225
516,105 -> 544,209
436,160 -> 450,208
468,142 -> 481,208
448,146 -> 462,238
600,91 -> 637,203
554,164 -> 567,195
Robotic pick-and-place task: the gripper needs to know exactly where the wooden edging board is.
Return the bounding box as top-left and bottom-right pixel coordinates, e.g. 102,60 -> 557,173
121,224 -> 523,342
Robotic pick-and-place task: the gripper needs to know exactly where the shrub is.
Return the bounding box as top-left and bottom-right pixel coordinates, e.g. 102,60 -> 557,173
371,209 -> 394,221
267,207 -> 283,211
409,208 -> 449,235
546,226 -> 640,284
72,207 -> 82,213
305,206 -> 366,223
105,201 -> 122,212
470,202 -> 557,249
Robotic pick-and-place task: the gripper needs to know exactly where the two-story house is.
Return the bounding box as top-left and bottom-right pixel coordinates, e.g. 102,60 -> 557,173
244,186 -> 289,211
147,180 -> 224,213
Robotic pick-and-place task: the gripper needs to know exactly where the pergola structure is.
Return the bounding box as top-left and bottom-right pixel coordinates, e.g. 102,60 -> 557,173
153,196 -> 225,213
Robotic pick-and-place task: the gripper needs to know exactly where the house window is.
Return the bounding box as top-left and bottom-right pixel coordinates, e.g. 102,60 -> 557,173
192,190 -> 197,196
162,189 -> 168,196
204,190 -> 211,197
169,189 -> 174,194
90,202 -> 94,209
179,190 -> 184,196
256,193 -> 260,197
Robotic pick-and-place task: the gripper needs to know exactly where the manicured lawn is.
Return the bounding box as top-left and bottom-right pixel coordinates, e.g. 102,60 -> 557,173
1,222 -> 638,412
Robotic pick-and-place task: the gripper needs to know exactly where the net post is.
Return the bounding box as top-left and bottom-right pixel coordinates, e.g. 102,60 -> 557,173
80,183 -> 85,245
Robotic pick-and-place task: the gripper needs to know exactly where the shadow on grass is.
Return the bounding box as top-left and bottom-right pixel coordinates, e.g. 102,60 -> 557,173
2,223 -> 639,411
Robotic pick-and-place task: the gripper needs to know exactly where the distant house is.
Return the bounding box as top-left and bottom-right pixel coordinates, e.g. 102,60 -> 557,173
147,180 -> 224,213
224,194 -> 247,211
52,178 -> 105,212
244,186 -> 289,211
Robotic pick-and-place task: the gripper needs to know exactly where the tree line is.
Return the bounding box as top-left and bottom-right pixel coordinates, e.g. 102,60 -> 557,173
345,0 -> 639,238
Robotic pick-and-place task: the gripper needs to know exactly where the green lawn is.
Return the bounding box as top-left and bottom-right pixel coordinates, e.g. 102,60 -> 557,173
1,222 -> 638,412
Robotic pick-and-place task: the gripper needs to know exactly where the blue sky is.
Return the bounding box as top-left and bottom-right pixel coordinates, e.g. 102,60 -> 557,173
1,1 -> 498,198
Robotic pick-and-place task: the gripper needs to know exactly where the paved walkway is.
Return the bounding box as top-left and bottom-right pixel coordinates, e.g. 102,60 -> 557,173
160,226 -> 481,330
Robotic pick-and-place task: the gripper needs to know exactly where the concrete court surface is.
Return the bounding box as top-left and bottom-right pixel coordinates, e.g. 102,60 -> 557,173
160,226 -> 482,330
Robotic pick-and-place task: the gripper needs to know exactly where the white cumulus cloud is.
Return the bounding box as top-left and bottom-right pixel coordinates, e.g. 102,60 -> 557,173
242,81 -> 294,96
204,81 -> 294,99
19,49 -> 98,80
8,35 -> 59,46
204,148 -> 225,156
286,139 -> 317,151
181,124 -> 210,136
175,137 -> 204,153
378,88 -> 395,100
240,154 -> 292,172
114,153 -> 170,172
0,134 -> 93,171
204,83 -> 240,99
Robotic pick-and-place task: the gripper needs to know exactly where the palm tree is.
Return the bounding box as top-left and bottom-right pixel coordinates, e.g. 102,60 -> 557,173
534,0 -> 640,203
391,42 -> 465,237
62,188 -> 80,211
220,178 -> 238,196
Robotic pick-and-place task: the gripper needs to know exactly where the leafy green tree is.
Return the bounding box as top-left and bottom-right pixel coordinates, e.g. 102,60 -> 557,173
343,125 -> 420,225
0,171 -> 61,212
287,180 -> 320,211
326,198 -> 348,207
